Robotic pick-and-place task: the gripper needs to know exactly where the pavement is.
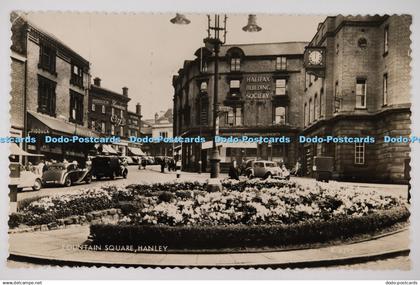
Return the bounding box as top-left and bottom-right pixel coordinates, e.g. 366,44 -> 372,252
17,165 -> 408,201
8,225 -> 409,268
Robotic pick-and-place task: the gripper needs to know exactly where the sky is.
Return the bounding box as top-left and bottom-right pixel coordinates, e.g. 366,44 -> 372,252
26,13 -> 325,119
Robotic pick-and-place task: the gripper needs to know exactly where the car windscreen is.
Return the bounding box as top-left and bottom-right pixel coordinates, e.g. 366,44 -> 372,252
265,162 -> 276,167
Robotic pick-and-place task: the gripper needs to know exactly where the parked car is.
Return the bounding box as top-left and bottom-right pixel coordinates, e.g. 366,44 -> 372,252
42,163 -> 92,187
244,160 -> 290,180
91,156 -> 128,180
17,170 -> 42,191
313,156 -> 334,182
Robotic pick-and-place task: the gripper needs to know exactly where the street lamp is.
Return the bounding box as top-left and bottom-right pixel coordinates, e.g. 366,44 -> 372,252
171,13 -> 261,180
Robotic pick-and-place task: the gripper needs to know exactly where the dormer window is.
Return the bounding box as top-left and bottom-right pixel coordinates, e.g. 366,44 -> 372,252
231,57 -> 241,71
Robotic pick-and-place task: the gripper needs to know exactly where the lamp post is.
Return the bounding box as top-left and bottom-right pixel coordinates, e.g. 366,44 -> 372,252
171,13 -> 262,180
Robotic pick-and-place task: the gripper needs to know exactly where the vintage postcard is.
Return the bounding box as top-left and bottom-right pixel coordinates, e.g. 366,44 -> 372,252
7,12 -> 411,269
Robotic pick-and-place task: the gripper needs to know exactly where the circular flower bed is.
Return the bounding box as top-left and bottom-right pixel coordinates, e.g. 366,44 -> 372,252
10,179 -> 409,249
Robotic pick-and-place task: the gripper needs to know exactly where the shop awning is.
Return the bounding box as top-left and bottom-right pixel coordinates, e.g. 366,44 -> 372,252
128,147 -> 145,156
201,141 -> 258,150
10,143 -> 44,156
28,111 -> 99,138
101,144 -> 118,155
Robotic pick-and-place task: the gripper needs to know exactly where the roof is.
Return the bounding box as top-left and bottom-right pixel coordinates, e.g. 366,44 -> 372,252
219,42 -> 308,57
90,85 -> 131,102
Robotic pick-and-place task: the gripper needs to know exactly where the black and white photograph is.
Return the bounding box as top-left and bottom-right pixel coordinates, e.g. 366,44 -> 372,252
5,11 -> 413,271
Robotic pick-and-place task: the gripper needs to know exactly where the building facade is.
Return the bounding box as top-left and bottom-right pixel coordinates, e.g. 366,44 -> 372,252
301,15 -> 411,183
173,42 -> 307,172
10,12 -> 96,163
88,78 -> 142,156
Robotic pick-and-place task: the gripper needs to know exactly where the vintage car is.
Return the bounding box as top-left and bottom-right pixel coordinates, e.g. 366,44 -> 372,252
17,170 -> 43,191
91,156 -> 128,180
244,160 -> 290,180
42,163 -> 92,187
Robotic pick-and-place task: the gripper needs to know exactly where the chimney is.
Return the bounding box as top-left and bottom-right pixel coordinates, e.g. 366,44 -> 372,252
136,103 -> 142,117
93,77 -> 101,86
154,113 -> 159,123
122,87 -> 128,96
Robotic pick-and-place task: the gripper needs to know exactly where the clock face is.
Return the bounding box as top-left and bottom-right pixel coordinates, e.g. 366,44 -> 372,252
308,50 -> 323,65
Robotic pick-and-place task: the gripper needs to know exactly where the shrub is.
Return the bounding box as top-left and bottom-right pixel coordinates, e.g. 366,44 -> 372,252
90,206 -> 409,249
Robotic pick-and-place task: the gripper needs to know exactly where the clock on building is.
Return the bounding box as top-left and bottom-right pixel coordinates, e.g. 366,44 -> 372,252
304,47 -> 326,77
308,50 -> 323,65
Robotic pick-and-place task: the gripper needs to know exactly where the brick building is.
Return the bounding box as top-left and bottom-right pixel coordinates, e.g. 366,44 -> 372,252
10,12 -> 96,163
301,15 -> 411,183
88,77 -> 143,156
173,42 -> 307,172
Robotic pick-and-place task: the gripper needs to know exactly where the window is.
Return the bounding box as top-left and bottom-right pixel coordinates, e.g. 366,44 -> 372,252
304,103 -> 307,126
111,108 -> 115,116
356,78 -> 367,108
91,120 -> 95,129
120,126 -> 124,137
314,93 -> 319,121
225,106 -> 242,126
336,43 -> 339,54
120,109 -> 124,117
334,81 -> 340,113
354,143 -> 365,165
229,80 -> 241,97
159,131 -> 168,138
275,79 -> 287,96
69,90 -> 84,124
319,88 -> 323,118
38,43 -> 56,74
384,26 -> 389,54
358,38 -> 368,49
201,61 -> 208,73
70,64 -> 83,88
383,73 -> 388,106
37,75 -> 56,116
309,98 -> 312,123
92,104 -> 95,112
111,124 -> 115,135
231,57 -> 241,71
273,106 -> 286,125
200,81 -> 208,92
276,56 -> 287,70
101,122 -> 106,133
101,105 -> 106,114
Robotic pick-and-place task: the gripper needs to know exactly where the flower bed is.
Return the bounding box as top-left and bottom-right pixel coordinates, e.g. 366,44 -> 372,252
90,206 -> 409,249
10,179 -> 409,249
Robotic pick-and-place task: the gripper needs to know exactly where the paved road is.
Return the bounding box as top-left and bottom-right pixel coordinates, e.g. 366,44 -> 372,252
17,165 -> 227,201
17,165 -> 408,201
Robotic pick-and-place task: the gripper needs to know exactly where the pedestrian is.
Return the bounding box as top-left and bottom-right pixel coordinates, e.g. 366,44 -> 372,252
35,160 -> 45,176
160,158 -> 166,173
228,160 -> 239,180
176,159 -> 182,178
141,157 -> 147,170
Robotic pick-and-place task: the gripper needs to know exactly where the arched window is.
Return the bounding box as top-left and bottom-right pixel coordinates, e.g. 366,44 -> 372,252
273,106 -> 286,125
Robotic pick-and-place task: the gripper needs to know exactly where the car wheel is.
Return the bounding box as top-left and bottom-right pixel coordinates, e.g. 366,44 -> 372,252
85,175 -> 92,184
64,176 -> 72,187
123,170 -> 128,179
32,178 -> 42,191
247,172 -> 254,179
264,173 -> 272,180
110,171 -> 116,180
96,175 -> 102,180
